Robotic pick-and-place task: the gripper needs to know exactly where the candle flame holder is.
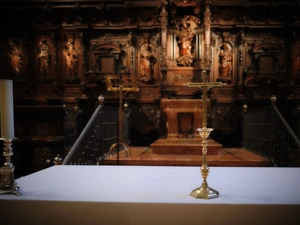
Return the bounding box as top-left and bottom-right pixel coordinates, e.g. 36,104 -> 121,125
0,139 -> 21,195
189,127 -> 219,199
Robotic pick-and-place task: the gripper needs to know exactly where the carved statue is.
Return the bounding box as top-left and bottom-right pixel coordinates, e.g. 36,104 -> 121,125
8,39 -> 23,75
37,40 -> 50,78
217,36 -> 232,83
139,36 -> 156,83
175,16 -> 199,66
63,35 -> 79,82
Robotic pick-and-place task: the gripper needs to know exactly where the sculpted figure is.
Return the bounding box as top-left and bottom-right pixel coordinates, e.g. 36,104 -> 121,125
219,43 -> 232,76
175,16 -> 199,66
218,39 -> 232,83
37,40 -> 50,78
63,35 -> 78,80
8,39 -> 23,75
139,36 -> 156,83
177,19 -> 194,56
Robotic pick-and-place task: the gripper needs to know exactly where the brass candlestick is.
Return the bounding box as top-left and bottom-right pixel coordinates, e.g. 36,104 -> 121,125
0,139 -> 21,195
187,70 -> 225,199
190,127 -> 219,199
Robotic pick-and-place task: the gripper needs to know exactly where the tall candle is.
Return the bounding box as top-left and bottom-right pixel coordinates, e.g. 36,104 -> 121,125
0,79 -> 15,140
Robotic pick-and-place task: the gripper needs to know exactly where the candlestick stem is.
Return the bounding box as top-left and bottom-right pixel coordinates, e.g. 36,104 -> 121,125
190,127 -> 219,199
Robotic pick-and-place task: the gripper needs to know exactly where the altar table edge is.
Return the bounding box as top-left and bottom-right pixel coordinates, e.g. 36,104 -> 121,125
0,165 -> 299,225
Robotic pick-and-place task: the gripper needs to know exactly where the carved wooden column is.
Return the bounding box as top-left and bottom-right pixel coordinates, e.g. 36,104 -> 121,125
128,32 -> 134,78
238,30 -> 245,97
238,30 -> 244,86
160,2 -> 168,83
203,0 -> 211,70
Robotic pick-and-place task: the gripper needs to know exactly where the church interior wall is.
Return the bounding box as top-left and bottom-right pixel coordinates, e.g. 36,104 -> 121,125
0,0 -> 300,173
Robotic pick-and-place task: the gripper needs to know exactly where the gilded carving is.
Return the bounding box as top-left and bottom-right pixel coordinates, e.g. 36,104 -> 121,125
203,3 -> 212,66
160,2 -> 168,69
175,15 -> 200,66
217,33 -> 233,83
160,3 -> 168,27
8,38 -> 24,77
37,40 -> 50,78
63,34 -> 81,84
36,34 -> 55,83
139,34 -> 156,84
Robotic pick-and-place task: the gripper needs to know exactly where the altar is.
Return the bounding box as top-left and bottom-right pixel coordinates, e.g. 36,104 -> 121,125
151,99 -> 222,155
0,165 -> 299,225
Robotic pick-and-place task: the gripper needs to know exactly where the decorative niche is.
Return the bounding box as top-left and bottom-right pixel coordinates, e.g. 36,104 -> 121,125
250,43 -> 283,73
88,43 -> 123,74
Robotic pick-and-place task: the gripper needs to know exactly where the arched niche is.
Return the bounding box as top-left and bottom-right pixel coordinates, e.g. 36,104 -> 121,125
250,43 -> 283,73
88,43 -> 123,74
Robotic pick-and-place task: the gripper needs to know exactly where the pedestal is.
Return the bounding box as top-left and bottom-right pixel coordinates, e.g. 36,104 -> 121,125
151,99 -> 222,155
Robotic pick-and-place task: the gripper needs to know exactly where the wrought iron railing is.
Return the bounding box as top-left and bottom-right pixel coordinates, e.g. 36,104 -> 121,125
243,96 -> 300,167
62,100 -> 129,165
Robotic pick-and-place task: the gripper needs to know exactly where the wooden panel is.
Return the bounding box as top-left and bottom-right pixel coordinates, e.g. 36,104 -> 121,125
11,105 -> 65,177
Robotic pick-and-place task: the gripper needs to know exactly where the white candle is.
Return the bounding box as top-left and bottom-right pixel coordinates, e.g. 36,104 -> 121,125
0,79 -> 15,140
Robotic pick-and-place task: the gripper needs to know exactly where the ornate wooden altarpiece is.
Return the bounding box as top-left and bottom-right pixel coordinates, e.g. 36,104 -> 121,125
0,0 -> 299,175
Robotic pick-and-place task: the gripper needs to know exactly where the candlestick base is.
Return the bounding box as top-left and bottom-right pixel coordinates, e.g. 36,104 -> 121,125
190,181 -> 219,199
0,139 -> 21,195
0,166 -> 21,195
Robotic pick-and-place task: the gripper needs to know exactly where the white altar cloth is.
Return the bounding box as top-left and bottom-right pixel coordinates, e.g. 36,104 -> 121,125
0,166 -> 300,225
